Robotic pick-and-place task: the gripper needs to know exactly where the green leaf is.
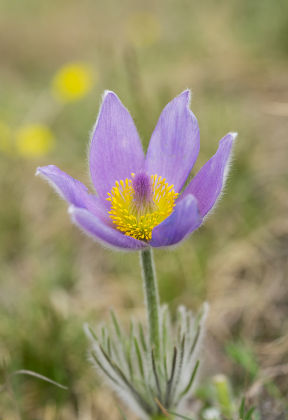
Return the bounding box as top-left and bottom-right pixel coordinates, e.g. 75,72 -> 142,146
91,351 -> 120,386
177,360 -> 199,401
110,309 -> 122,340
168,410 -> 195,420
238,398 -> 255,420
85,324 -> 98,342
172,335 -> 186,399
239,397 -> 245,418
161,306 -> 169,380
134,336 -> 145,379
151,348 -> 162,400
246,407 -> 255,420
99,345 -> 153,415
139,322 -> 148,353
164,347 -> 177,406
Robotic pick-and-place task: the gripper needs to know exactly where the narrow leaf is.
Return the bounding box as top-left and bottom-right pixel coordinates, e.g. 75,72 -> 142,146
165,347 -> 177,407
168,410 -> 195,420
134,337 -> 145,378
246,407 -> 255,420
84,324 -> 99,343
99,345 -> 153,415
151,348 -> 162,400
162,307 -> 169,380
110,309 -> 122,340
239,398 -> 245,417
171,335 -> 186,402
12,370 -> 67,390
91,351 -> 121,386
177,360 -> 199,400
188,325 -> 200,358
139,322 -> 148,353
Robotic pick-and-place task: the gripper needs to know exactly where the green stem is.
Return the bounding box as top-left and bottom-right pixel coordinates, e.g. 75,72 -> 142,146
140,248 -> 160,357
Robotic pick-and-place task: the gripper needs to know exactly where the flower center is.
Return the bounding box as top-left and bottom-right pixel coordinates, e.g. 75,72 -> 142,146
107,173 -> 178,241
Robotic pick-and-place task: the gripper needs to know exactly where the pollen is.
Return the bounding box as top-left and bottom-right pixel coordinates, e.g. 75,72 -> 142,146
107,173 -> 178,241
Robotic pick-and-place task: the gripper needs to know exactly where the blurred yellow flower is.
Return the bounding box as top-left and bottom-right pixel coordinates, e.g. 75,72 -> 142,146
16,124 -> 54,158
0,121 -> 13,154
125,12 -> 161,48
52,63 -> 95,102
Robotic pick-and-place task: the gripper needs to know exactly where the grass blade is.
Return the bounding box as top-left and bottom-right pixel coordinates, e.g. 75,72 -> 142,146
12,370 -> 67,390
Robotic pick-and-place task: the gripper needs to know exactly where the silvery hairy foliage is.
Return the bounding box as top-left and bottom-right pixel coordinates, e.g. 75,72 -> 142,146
85,303 -> 208,419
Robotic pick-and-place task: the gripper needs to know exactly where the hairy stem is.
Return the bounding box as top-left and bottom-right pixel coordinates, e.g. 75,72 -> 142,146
140,248 -> 160,358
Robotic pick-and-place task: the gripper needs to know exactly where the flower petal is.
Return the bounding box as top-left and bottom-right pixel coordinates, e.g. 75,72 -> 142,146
89,91 -> 145,201
182,132 -> 237,217
36,165 -> 107,220
150,195 -> 202,247
69,207 -> 147,250
145,90 -> 200,192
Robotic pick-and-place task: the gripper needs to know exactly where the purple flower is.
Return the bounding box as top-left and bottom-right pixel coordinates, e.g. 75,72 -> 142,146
36,90 -> 236,250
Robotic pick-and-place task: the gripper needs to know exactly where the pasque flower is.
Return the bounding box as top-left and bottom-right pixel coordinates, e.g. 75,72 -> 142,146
37,90 -> 236,250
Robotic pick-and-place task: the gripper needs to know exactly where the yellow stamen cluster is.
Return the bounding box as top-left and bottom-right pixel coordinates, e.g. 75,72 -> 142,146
107,174 -> 178,241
